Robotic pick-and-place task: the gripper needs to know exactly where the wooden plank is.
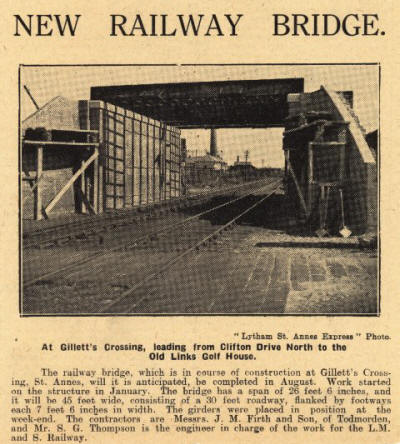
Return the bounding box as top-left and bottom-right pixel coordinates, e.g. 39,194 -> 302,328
284,120 -> 348,136
337,123 -> 347,184
283,120 -> 327,136
310,142 -> 345,147
145,119 -> 149,204
124,114 -> 133,207
152,122 -> 156,202
50,129 -> 99,135
161,124 -> 167,201
33,146 -> 43,221
138,120 -> 142,204
76,187 -> 96,215
307,143 -> 314,214
79,158 -> 88,214
89,104 -> 102,214
154,134 -> 160,203
177,136 -> 181,196
166,129 -> 171,200
285,150 -> 308,217
104,110 -> 110,210
44,151 -> 99,216
100,106 -> 106,212
23,140 -> 99,147
104,112 -> 110,209
339,144 -> 346,183
133,120 -> 138,205
24,85 -> 40,110
54,129 -> 99,134
90,146 -> 98,214
82,102 -> 90,215
129,116 -> 135,206
122,112 -> 126,207
112,111 -> 117,210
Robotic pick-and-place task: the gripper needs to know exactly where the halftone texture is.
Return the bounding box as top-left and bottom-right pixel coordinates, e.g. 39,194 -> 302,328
21,65 -> 378,315
21,64 -> 379,128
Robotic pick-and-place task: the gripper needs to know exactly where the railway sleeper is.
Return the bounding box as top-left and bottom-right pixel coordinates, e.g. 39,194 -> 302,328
39,241 -> 57,249
53,237 -> 71,246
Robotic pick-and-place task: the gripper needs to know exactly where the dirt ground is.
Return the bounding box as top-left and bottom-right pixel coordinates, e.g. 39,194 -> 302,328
22,224 -> 378,315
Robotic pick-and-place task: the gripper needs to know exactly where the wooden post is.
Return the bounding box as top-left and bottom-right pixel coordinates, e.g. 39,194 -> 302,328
337,124 -> 347,184
81,101 -> 90,214
153,122 -> 156,202
307,143 -> 314,213
33,146 -> 43,220
123,112 -> 126,208
284,149 -> 288,194
319,185 -> 325,229
139,119 -> 143,205
339,144 -> 346,183
285,149 -> 308,217
92,147 -> 99,214
160,124 -> 165,201
79,157 -> 87,214
85,103 -> 98,214
73,158 -> 81,214
99,104 -> 105,213
146,120 -> 149,205
111,111 -> 117,210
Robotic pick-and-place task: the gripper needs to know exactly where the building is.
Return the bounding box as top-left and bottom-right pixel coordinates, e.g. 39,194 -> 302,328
186,153 -> 228,171
229,156 -> 257,173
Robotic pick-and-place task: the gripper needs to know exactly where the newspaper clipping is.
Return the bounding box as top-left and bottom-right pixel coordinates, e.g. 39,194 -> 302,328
0,0 -> 398,443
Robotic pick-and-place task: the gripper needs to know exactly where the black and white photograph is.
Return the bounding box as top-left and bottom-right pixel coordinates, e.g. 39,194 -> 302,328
20,64 -> 379,315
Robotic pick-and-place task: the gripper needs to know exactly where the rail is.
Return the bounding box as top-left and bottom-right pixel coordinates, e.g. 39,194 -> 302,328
101,181 -> 282,313
23,179 -> 282,288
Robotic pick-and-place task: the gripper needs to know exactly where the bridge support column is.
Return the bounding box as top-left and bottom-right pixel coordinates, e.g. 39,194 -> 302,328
210,128 -> 218,156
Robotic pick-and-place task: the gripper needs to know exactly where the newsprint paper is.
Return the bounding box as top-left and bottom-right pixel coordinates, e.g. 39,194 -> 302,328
0,0 -> 398,443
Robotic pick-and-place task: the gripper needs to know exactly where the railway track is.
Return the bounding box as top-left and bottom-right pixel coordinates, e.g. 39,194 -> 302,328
100,183 -> 281,314
23,179 -> 281,288
23,178 -> 278,249
23,179 -> 282,314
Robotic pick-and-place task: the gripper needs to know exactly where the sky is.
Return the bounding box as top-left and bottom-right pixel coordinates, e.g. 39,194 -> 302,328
21,65 -> 379,167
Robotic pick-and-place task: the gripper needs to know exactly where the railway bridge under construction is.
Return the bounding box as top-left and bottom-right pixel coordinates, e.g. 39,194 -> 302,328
23,77 -> 376,235
21,75 -> 378,315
